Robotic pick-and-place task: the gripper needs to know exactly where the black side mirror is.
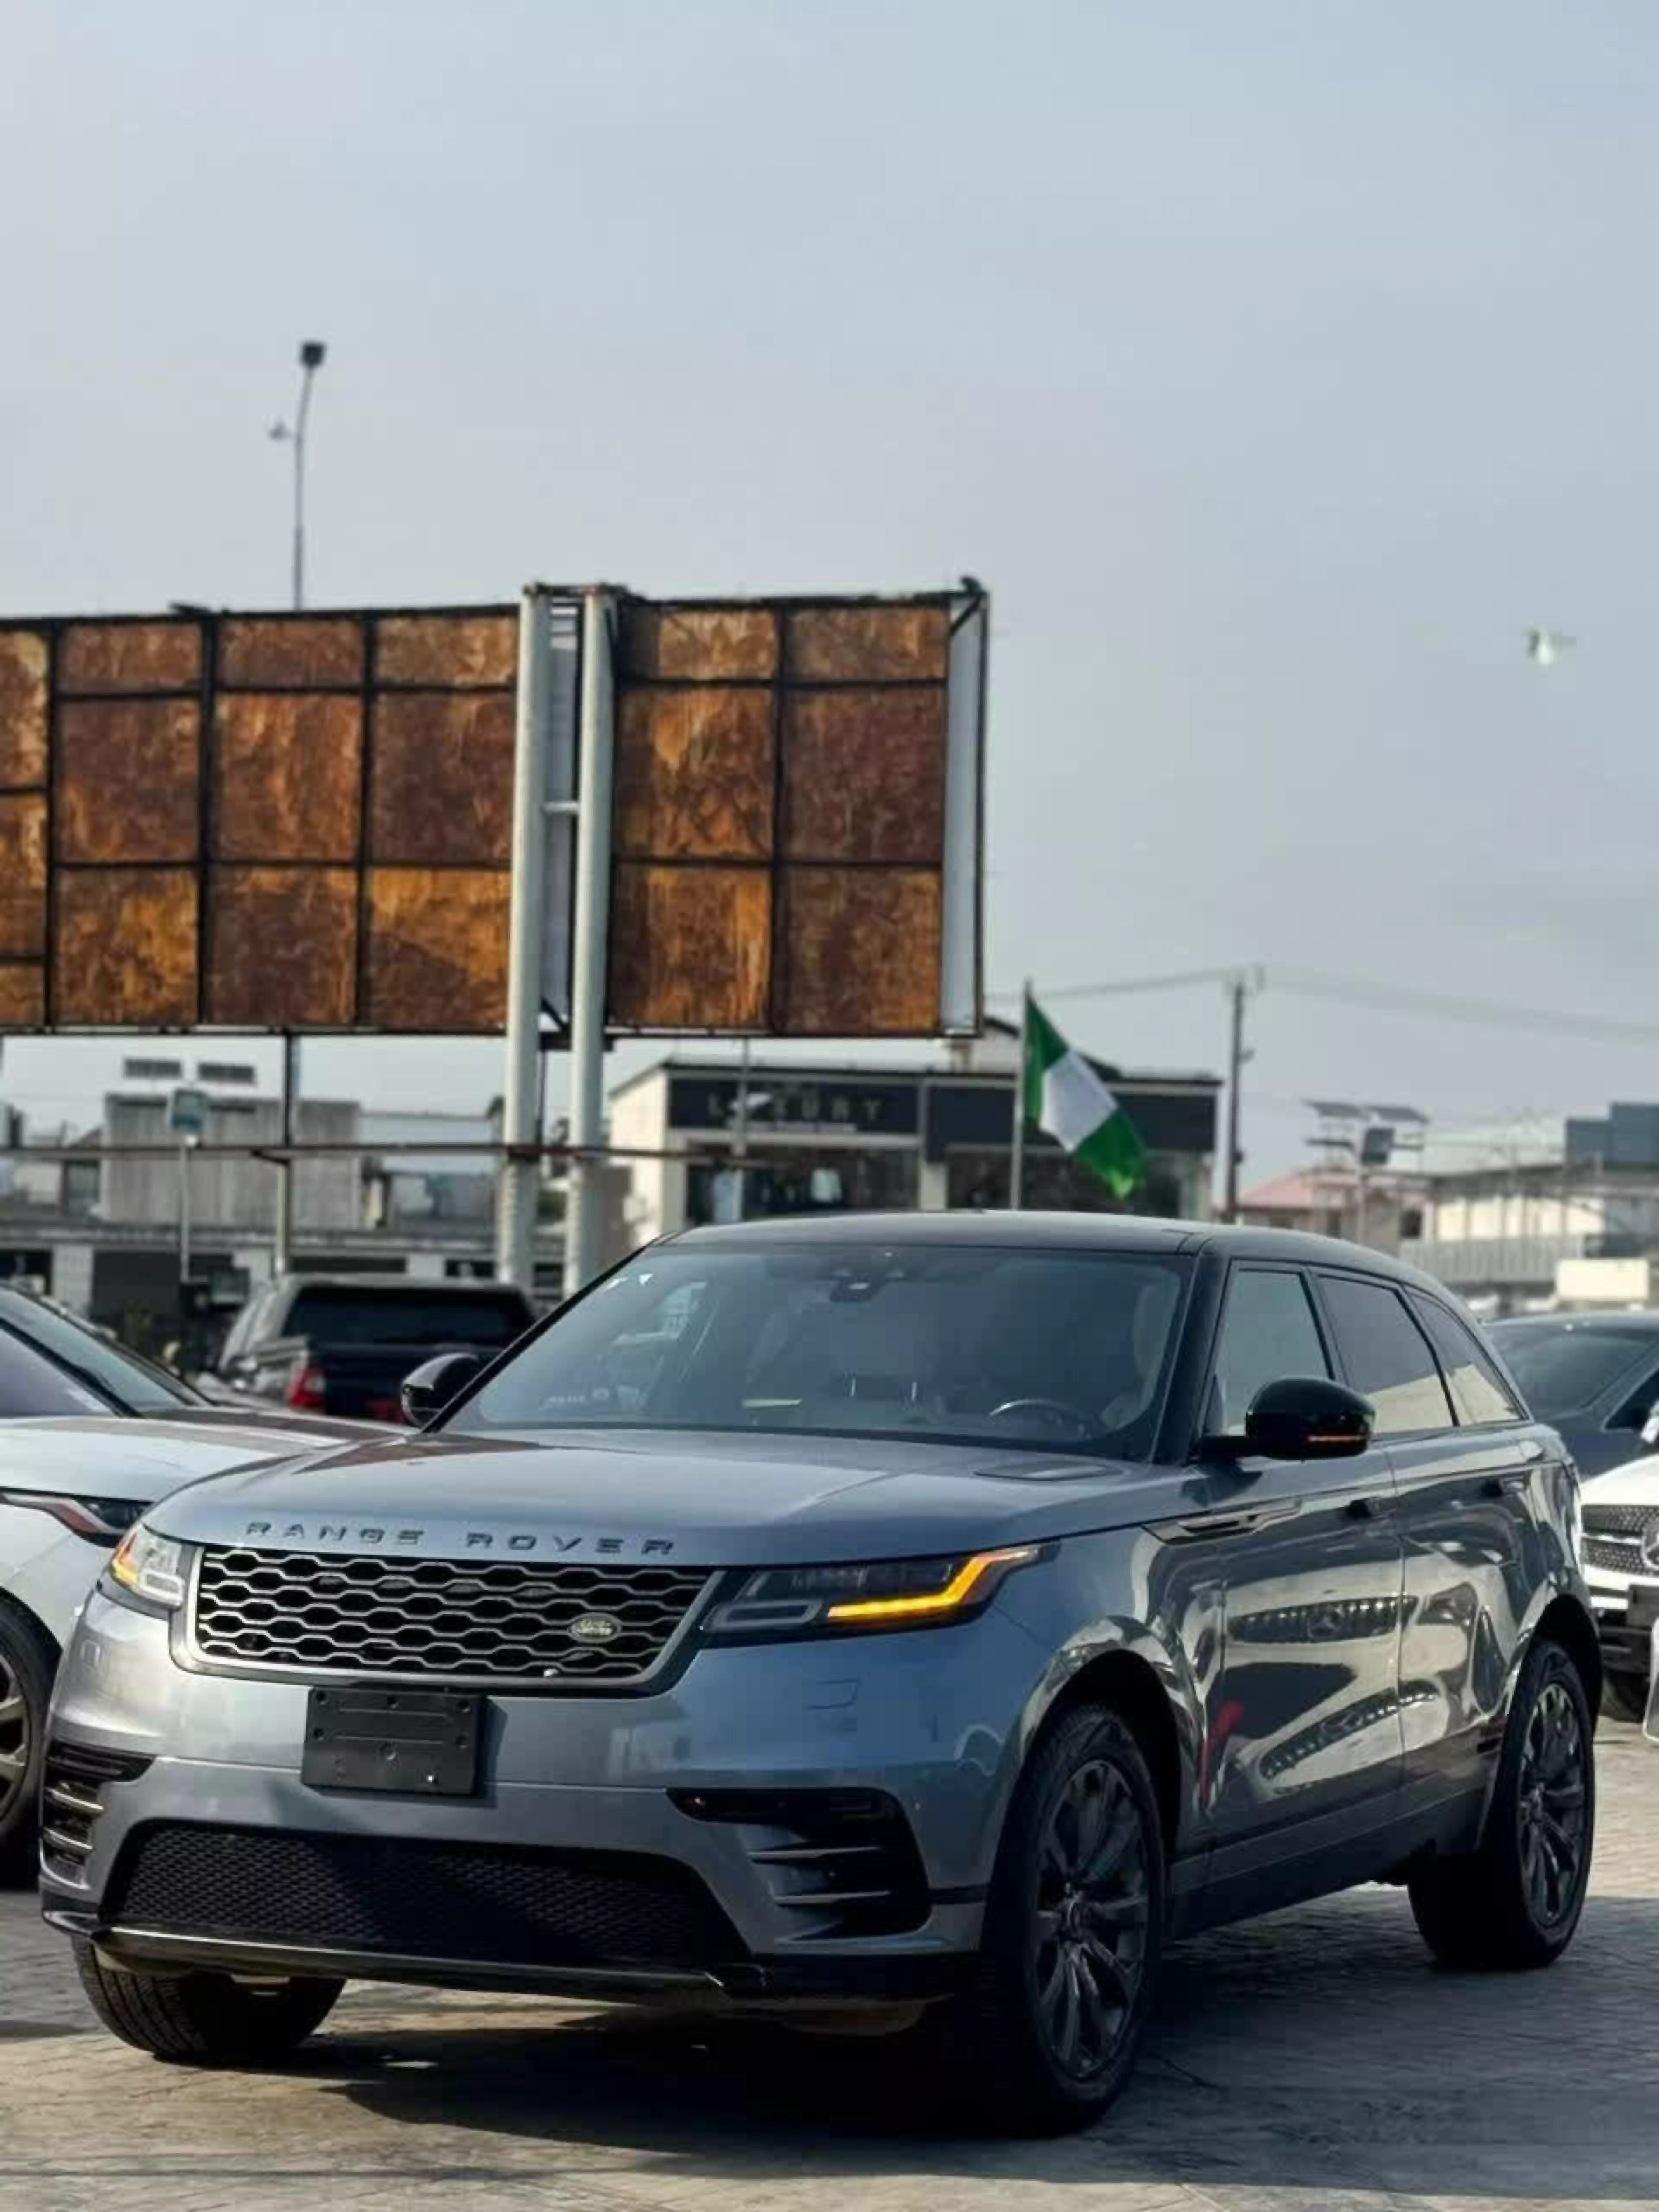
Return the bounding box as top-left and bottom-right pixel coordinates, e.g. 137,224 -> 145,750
400,1351 -> 482,1427
1207,1376 -> 1374,1463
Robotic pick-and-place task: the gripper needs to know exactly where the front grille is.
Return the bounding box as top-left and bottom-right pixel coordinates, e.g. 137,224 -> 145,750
1584,1504 -> 1657,1537
39,1742 -> 152,1882
191,1545 -> 715,1687
109,1824 -> 742,1972
1584,1533 -> 1656,1577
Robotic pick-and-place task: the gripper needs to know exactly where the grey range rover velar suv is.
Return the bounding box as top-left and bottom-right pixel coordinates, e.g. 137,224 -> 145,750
42,1215 -> 1597,2133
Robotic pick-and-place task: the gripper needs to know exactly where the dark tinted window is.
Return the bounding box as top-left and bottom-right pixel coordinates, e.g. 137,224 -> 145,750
283,1287 -> 531,1349
1486,1322 -> 1656,1418
1409,1296 -> 1520,1425
454,1243 -> 1191,1457
1209,1269 -> 1329,1434
1319,1276 -> 1453,1436
0,1327 -> 111,1417
0,1291 -> 197,1413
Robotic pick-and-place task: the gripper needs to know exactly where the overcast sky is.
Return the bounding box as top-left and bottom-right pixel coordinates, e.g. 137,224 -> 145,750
4,0 -> 1659,1178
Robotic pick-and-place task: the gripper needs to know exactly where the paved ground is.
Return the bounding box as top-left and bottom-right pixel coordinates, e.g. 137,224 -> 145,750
0,1728 -> 1655,2212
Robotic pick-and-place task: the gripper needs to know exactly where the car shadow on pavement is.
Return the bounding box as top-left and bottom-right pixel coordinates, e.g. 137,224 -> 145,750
311,1890 -> 1659,2199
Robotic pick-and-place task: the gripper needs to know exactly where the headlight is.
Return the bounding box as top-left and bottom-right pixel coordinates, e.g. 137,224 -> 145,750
107,1523 -> 191,1611
0,1491 -> 146,1545
707,1547 -> 1041,1639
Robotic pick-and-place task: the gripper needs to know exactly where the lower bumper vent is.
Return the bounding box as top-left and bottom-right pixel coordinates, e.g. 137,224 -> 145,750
40,1742 -> 153,1882
107,1824 -> 742,1973
673,1788 -> 931,1938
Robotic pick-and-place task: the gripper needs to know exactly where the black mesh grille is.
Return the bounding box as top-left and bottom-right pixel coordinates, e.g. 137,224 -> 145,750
1584,1504 -> 1657,1538
1585,1534 -> 1652,1576
110,1825 -> 741,1971
192,1546 -> 714,1686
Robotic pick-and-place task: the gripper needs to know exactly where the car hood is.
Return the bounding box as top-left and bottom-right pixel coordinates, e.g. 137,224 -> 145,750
0,1416 -> 353,1506
148,1425 -> 1205,1565
1580,1456 -> 1659,1508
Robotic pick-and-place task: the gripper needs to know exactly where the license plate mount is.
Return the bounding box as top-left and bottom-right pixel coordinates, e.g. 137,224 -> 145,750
302,1686 -> 482,1797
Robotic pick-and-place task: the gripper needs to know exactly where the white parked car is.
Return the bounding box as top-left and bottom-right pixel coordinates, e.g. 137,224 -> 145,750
0,1409 -> 378,1876
1578,1454 -> 1659,1719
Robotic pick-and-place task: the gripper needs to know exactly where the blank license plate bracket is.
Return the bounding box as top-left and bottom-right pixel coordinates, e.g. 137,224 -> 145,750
302,1686 -> 481,1797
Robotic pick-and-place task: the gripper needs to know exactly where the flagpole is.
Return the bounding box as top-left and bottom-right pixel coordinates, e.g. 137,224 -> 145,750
1010,980 -> 1030,1209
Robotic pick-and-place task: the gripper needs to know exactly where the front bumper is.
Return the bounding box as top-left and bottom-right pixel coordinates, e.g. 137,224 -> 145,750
41,1585 -> 1046,2007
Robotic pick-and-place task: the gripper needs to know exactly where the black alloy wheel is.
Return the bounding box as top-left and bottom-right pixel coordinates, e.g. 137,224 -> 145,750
1517,1675 -> 1591,1931
1032,1757 -> 1151,2081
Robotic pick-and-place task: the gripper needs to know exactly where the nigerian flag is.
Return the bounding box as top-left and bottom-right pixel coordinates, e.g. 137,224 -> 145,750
1022,992 -> 1147,1199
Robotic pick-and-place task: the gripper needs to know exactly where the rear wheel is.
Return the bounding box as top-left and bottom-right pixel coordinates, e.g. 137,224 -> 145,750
1409,1634 -> 1594,1970
923,1702 -> 1165,2134
0,1602 -> 54,1884
73,1941 -> 342,2064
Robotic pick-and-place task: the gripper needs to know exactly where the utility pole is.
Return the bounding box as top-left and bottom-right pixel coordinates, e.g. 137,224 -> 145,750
1222,971 -> 1252,1221
268,340 -> 325,1274
1009,981 -> 1030,1208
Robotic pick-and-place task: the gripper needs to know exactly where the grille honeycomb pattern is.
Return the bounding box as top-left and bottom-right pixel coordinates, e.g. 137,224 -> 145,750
1584,1503 -> 1657,1538
192,1545 -> 713,1685
111,1824 -> 741,1969
1585,1534 -> 1655,1578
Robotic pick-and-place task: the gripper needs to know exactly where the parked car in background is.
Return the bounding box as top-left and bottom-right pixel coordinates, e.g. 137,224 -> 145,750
47,1218 -> 1595,2133
1575,1452 -> 1659,1719
1486,1312 -> 1659,1476
208,1275 -> 538,1422
0,1405 -> 380,1878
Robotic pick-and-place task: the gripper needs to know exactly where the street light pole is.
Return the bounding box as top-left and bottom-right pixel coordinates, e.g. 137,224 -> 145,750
269,341 -> 325,1275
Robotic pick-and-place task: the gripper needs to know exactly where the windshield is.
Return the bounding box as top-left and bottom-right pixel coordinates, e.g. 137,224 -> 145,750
0,1291 -> 198,1413
450,1242 -> 1191,1456
1487,1322 -> 1656,1418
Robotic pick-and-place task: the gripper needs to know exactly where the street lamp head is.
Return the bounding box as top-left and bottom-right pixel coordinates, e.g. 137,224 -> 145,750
299,340 -> 327,370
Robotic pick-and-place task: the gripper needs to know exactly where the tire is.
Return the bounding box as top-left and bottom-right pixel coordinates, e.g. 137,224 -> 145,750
922,1702 -> 1166,2135
1408,1634 -> 1595,1970
1600,1669 -> 1646,1725
0,1600 -> 55,1886
73,1939 -> 342,2065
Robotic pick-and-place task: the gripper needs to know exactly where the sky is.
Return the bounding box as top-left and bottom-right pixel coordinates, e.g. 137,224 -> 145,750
4,0 -> 1659,1179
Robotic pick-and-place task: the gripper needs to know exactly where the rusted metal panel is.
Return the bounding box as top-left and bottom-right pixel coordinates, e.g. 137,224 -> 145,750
54,869 -> 198,1025
778,866 -> 941,1034
369,693 -> 514,864
206,868 -> 358,1026
0,632 -> 49,788
785,605 -> 949,683
58,620 -> 202,695
614,687 -> 775,860
364,868 -> 509,1030
0,797 -> 47,957
608,863 -> 770,1028
219,617 -> 365,689
0,965 -> 43,1026
375,613 -> 517,689
57,699 -> 200,864
620,604 -> 779,682
782,688 -> 946,863
213,695 -> 362,862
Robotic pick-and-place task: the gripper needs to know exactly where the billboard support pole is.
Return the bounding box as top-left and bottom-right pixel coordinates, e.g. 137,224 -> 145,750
562,589 -> 616,1299
495,587 -> 555,1290
273,1034 -> 299,1274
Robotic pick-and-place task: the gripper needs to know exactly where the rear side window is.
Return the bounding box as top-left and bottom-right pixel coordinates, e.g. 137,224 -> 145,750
1409,1296 -> 1521,1426
1208,1268 -> 1330,1435
283,1287 -> 530,1348
1318,1276 -> 1453,1437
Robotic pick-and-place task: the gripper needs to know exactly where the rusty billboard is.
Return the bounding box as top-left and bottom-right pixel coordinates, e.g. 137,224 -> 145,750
0,588 -> 985,1040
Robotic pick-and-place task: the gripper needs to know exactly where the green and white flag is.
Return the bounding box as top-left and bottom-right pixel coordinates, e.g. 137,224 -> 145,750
1022,992 -> 1147,1200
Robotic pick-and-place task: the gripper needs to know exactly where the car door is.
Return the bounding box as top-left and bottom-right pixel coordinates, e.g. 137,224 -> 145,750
1184,1265 -> 1405,1879
1316,1273 -> 1540,1819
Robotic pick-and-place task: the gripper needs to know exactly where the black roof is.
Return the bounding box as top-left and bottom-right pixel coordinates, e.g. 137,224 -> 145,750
668,1209 -> 1448,1287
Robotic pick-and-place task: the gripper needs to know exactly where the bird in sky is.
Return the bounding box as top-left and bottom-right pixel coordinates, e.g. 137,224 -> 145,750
1525,626 -> 1576,666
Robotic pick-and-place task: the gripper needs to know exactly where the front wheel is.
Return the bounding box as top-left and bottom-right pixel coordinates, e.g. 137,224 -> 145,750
922,1702 -> 1166,2134
74,1940 -> 342,2064
0,1601 -> 54,1884
1409,1634 -> 1595,1970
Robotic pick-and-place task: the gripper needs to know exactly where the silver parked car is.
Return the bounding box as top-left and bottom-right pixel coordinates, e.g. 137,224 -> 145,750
43,1216 -> 1596,2133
